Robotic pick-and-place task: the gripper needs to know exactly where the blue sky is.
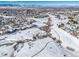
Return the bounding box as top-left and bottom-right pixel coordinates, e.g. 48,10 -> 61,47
0,1 -> 79,7
0,0 -> 79,1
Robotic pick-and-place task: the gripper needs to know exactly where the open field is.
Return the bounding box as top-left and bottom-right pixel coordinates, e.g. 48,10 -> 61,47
0,6 -> 79,57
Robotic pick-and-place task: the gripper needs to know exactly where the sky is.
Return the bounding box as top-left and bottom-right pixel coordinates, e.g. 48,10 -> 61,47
0,0 -> 79,7
0,0 -> 79,1
0,1 -> 79,7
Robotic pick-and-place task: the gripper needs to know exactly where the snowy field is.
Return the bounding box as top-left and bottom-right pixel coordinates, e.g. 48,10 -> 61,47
0,8 -> 79,57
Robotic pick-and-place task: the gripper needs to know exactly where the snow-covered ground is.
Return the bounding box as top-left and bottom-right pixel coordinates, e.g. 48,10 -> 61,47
0,11 -> 79,57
